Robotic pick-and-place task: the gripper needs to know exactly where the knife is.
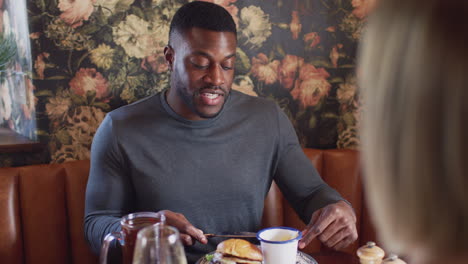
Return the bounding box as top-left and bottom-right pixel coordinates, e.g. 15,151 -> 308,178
204,232 -> 257,238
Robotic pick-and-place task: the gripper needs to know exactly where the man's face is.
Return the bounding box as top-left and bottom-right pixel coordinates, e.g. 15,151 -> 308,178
165,27 -> 237,120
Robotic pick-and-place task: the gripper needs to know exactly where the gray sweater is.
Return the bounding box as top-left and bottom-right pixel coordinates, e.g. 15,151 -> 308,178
84,90 -> 344,263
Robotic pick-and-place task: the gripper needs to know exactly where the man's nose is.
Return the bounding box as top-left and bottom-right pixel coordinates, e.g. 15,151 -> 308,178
203,65 -> 225,86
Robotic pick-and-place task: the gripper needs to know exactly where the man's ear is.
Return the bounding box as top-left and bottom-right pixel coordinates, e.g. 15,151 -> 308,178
164,45 -> 174,71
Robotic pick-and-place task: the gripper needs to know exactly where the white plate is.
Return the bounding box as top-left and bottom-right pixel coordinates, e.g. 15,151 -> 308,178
195,250 -> 318,264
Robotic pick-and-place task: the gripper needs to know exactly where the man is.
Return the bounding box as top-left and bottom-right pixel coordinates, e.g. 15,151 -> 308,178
84,2 -> 357,263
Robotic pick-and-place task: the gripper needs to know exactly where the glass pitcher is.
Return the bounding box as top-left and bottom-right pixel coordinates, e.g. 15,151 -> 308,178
132,223 -> 187,264
100,212 -> 166,264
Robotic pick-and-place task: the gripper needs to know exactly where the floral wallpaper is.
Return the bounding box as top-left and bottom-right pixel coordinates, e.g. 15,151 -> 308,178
1,0 -> 373,167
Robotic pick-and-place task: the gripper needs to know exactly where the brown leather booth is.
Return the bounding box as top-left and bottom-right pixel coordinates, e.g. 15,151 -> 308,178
0,148 -> 376,264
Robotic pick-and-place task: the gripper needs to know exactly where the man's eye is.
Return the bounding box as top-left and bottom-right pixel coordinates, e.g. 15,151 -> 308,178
222,65 -> 233,70
193,63 -> 209,69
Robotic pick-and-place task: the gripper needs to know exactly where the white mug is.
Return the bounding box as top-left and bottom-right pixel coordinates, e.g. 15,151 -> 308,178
257,226 -> 302,264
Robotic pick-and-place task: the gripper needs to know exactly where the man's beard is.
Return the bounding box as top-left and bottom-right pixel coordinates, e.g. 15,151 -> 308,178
173,73 -> 230,119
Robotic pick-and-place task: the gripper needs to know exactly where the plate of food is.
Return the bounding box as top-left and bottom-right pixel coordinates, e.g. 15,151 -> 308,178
196,239 -> 318,264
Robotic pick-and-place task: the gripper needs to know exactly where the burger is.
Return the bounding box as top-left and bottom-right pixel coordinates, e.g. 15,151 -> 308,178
208,239 -> 263,264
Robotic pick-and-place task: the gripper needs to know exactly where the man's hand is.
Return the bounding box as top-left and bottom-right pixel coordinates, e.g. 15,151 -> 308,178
160,210 -> 208,246
299,200 -> 358,251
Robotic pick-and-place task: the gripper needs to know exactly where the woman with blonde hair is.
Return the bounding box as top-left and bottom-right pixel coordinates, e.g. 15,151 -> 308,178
359,0 -> 468,263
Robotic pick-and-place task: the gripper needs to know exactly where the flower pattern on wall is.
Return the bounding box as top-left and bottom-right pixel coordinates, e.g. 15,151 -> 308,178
50,106 -> 105,163
291,64 -> 331,109
239,5 -> 272,49
58,0 -> 95,28
1,0 -> 372,166
90,44 -> 114,70
113,14 -> 153,58
95,0 -> 135,16
69,68 -> 109,100
250,53 -> 279,85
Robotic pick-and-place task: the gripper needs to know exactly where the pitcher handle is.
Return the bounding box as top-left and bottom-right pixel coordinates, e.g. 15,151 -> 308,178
100,232 -> 122,264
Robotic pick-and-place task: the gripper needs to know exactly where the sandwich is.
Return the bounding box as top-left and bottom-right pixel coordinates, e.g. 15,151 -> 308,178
208,238 -> 263,264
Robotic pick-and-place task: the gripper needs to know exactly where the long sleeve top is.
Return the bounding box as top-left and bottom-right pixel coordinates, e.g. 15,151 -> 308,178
84,90 -> 344,263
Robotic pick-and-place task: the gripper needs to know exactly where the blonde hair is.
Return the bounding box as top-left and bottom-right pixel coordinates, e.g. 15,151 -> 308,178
359,0 -> 468,255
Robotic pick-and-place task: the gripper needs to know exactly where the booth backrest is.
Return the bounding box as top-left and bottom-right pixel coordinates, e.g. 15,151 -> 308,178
0,159 -> 96,264
0,148 -> 375,264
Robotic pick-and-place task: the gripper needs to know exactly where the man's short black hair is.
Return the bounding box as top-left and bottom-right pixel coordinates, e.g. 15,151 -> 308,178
169,1 -> 237,44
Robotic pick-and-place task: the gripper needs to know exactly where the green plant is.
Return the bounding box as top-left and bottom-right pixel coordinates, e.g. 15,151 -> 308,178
0,32 -> 17,72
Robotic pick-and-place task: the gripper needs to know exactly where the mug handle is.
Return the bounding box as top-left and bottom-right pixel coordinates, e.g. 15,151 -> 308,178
99,232 -> 122,264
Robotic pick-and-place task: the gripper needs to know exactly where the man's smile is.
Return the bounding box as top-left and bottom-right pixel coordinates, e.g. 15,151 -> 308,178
198,90 -> 225,106
195,86 -> 229,107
